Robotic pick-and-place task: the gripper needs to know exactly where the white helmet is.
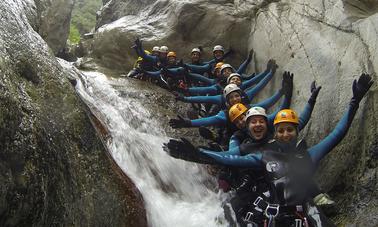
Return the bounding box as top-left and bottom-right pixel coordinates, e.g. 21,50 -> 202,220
152,46 -> 160,52
245,107 -> 267,121
213,45 -> 225,53
160,46 -> 169,53
227,73 -> 241,84
220,64 -> 234,74
223,84 -> 241,98
191,48 -> 201,54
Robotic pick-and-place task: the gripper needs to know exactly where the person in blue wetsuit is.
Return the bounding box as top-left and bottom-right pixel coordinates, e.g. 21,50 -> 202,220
174,65 -> 281,112
190,47 -> 203,65
165,73 -> 373,227
132,38 -> 169,69
169,71 -> 294,130
182,59 -> 276,100
184,48 -> 253,75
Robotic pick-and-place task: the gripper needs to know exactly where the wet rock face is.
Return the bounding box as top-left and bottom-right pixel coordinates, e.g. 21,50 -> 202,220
34,0 -> 74,55
93,0 -> 378,225
0,1 -> 146,226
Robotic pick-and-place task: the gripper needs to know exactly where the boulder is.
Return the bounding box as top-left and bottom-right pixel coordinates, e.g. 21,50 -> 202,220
34,0 -> 75,55
0,1 -> 146,226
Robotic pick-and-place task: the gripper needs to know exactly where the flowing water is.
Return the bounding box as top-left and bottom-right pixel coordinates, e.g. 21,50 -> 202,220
74,70 -> 228,227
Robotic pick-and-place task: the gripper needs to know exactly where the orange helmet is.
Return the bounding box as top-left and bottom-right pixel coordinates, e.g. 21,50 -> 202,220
215,62 -> 224,70
273,109 -> 299,125
167,51 -> 176,58
229,103 -> 248,123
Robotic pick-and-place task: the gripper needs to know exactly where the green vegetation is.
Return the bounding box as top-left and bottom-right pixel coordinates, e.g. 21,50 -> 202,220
69,0 -> 102,44
69,24 -> 81,44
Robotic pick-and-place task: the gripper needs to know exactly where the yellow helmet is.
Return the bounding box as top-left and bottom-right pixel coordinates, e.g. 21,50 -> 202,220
229,103 -> 248,123
215,62 -> 224,70
167,51 -> 176,58
273,109 -> 299,125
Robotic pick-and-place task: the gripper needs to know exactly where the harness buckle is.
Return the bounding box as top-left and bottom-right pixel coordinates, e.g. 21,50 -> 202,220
265,204 -> 280,218
253,196 -> 263,206
244,212 -> 254,222
253,196 -> 264,212
295,218 -> 302,227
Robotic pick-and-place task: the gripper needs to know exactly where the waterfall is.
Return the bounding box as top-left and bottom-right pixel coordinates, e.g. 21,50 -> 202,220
74,70 -> 229,227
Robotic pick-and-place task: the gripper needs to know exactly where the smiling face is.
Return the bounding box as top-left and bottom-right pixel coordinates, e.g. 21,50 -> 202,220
213,50 -> 224,59
227,91 -> 242,106
275,122 -> 298,143
168,56 -> 176,65
248,116 -> 268,140
191,52 -> 200,63
229,76 -> 242,86
222,68 -> 233,78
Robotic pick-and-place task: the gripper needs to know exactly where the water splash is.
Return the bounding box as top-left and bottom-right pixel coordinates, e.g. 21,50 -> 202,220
75,70 -> 228,227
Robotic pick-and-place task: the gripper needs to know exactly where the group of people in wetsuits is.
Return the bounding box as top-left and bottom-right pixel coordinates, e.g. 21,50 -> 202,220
129,38 -> 374,227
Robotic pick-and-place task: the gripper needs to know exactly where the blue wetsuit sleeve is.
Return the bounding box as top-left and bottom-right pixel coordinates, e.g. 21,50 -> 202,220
185,63 -> 211,74
199,147 -> 241,156
137,43 -> 158,63
188,85 -> 219,96
203,59 -> 216,65
229,133 -> 242,150
191,111 -> 227,127
308,102 -> 359,164
240,71 -> 269,90
143,70 -> 161,79
187,72 -> 215,85
252,89 -> 283,110
245,70 -> 274,100
200,150 -> 263,168
298,102 -> 314,131
166,67 -> 185,76
182,95 -> 223,105
237,56 -> 252,75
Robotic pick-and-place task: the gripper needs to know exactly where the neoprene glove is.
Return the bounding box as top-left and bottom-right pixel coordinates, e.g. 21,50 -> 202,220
308,81 -> 322,106
352,73 -> 373,103
169,115 -> 191,128
282,71 -> 294,97
247,48 -> 254,61
163,138 -> 215,164
266,59 -> 278,74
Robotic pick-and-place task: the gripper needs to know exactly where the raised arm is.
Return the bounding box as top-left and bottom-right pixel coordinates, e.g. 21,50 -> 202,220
176,94 -> 223,105
169,111 -> 227,128
236,49 -> 253,75
187,85 -> 220,96
186,72 -> 216,85
245,59 -> 278,100
240,70 -> 270,90
298,81 -> 322,131
309,74 -> 373,164
133,38 -> 158,63
185,63 -> 211,74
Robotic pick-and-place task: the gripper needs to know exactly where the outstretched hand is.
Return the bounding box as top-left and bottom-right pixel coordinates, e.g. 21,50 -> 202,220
169,115 -> 191,128
163,138 -> 198,159
163,138 -> 215,164
308,81 -> 322,106
282,71 -> 294,96
352,73 -> 373,102
266,59 -> 278,73
247,48 -> 254,60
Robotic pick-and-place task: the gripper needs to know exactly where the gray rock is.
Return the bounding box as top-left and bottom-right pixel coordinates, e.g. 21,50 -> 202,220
0,1 -> 146,226
91,0 -> 378,225
34,0 -> 75,55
